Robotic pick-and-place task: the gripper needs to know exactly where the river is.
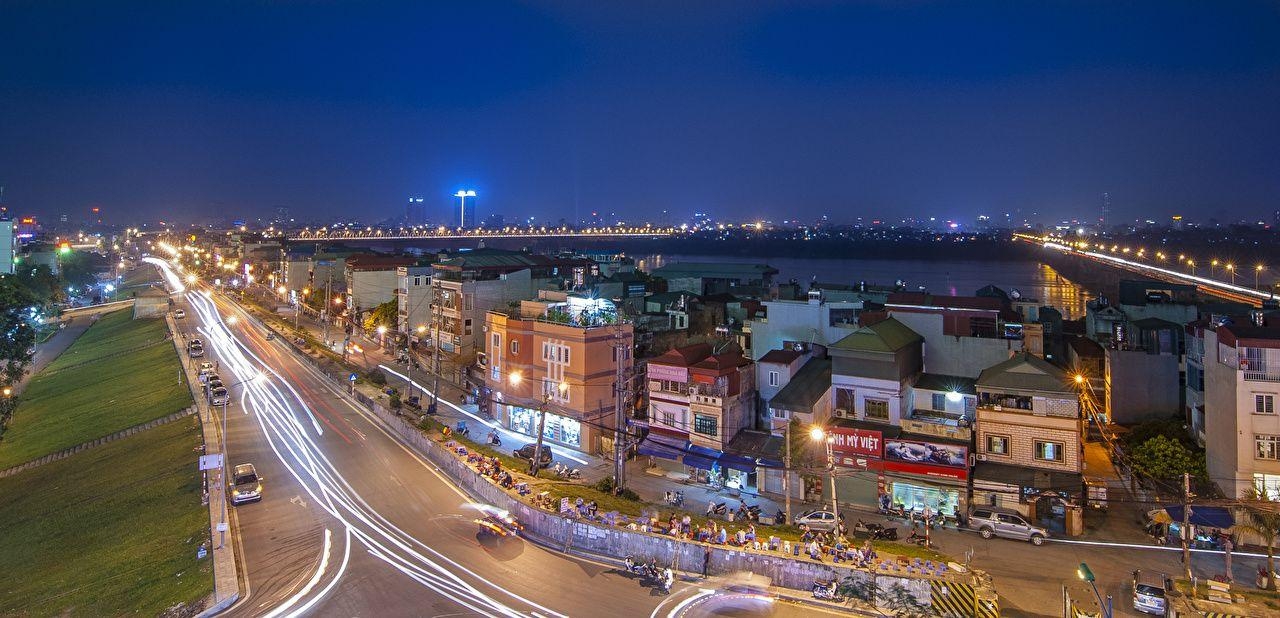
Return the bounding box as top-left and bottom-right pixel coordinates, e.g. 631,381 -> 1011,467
635,254 -> 1093,319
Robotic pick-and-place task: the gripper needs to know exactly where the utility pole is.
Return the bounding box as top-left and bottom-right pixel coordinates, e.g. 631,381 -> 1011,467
783,421 -> 791,525
321,273 -> 332,345
612,331 -> 629,492
530,388 -> 553,476
1182,472 -> 1194,582
430,277 -> 442,415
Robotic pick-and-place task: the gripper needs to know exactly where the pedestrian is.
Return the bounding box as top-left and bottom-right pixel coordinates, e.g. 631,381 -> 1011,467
702,545 -> 711,578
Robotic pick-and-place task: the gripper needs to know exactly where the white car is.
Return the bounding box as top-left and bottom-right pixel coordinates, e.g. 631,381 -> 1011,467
1132,570 -> 1169,615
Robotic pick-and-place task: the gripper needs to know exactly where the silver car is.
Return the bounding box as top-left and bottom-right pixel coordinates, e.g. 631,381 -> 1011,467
230,463 -> 263,505
1132,570 -> 1168,615
209,387 -> 229,406
968,507 -> 1049,545
793,509 -> 839,532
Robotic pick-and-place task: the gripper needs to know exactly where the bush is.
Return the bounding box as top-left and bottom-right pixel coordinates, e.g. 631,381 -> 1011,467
366,370 -> 387,385
389,393 -> 402,409
592,476 -> 641,501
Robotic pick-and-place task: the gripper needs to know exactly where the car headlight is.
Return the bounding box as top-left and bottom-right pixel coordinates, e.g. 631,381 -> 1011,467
232,489 -> 240,495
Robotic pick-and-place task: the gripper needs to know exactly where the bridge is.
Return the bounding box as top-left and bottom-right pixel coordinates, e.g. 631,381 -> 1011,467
284,226 -> 679,242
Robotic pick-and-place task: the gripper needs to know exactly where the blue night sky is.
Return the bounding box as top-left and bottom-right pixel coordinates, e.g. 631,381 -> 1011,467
1,1 -> 1278,225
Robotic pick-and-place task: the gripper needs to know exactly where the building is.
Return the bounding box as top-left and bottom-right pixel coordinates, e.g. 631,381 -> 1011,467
972,353 -> 1084,535
430,249 -> 598,370
344,254 -> 419,316
396,263 -> 435,337
1199,314 -> 1280,500
455,190 -> 477,229
644,343 -> 757,489
828,317 -> 924,425
756,348 -> 809,414
278,248 -> 354,298
746,293 -> 864,362
885,292 -> 1025,378
1104,318 -> 1183,424
648,261 -> 778,296
765,356 -> 832,434
482,301 -> 633,456
1085,280 -> 1197,346
0,217 -> 14,275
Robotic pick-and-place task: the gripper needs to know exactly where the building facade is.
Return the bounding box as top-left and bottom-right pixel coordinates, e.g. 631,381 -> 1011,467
1201,317 -> 1280,500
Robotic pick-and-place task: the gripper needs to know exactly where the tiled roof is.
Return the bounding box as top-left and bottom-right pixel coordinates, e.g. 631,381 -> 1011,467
759,349 -> 804,365
769,358 -> 832,411
913,373 -> 976,395
976,352 -> 1073,394
830,317 -> 922,353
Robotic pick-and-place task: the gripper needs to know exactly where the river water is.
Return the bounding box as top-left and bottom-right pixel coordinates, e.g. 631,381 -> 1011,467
635,254 -> 1093,319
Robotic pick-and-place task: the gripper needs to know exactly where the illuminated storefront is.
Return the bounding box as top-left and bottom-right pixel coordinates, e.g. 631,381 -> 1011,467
507,405 -> 582,448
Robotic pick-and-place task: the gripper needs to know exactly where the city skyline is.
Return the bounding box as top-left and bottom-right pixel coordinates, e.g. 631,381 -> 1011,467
2,3 -> 1278,224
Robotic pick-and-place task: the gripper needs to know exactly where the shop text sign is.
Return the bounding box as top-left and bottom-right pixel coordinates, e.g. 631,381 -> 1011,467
830,427 -> 883,458
648,364 -> 688,383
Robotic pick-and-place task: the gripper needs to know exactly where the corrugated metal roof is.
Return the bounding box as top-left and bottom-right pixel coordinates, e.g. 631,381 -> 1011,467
830,317 -> 922,352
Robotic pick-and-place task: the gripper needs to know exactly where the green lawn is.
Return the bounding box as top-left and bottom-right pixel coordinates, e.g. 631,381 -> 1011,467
0,418 -> 213,616
0,309 -> 193,469
119,264 -> 162,291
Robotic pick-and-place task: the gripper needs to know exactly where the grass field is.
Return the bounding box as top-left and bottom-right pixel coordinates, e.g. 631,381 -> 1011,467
119,264 -> 163,291
0,418 -> 212,616
0,309 -> 193,469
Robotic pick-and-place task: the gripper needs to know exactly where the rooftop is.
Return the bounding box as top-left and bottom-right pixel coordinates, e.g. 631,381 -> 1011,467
830,316 -> 922,353
976,352 -> 1074,394
769,358 -> 832,412
913,372 -> 976,395
758,348 -> 805,365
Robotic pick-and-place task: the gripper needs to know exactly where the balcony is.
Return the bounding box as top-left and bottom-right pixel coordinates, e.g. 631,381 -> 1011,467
904,412 -> 973,441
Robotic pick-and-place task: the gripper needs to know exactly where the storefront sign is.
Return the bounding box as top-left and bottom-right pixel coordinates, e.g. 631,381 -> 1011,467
882,439 -> 969,480
830,427 -> 884,458
648,364 -> 688,382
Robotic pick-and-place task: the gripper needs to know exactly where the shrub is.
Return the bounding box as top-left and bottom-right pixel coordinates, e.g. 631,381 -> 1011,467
366,369 -> 387,385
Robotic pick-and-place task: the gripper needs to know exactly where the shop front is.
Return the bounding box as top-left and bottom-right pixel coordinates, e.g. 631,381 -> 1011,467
506,404 -> 583,448
828,424 -> 893,508
880,437 -> 970,519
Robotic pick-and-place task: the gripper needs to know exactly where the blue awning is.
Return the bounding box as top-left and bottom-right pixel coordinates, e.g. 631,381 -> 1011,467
638,434 -> 686,460
683,453 -> 717,470
687,443 -> 722,459
755,457 -> 784,469
718,453 -> 757,473
1164,505 -> 1234,529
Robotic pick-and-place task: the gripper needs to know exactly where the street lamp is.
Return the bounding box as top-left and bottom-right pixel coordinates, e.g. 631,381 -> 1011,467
1077,562 -> 1112,618
454,190 -> 477,228
1186,259 -> 1195,276
376,325 -> 388,350
1256,265 -> 1266,290
1226,263 -> 1236,285
809,426 -> 839,524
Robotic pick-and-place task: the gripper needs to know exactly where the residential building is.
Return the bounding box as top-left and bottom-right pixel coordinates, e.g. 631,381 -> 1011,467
756,348 -> 808,413
396,263 -> 435,338
1084,280 -> 1198,346
278,248 -> 354,297
482,301 -> 633,456
344,254 -> 419,317
829,316 -> 923,426
746,293 -> 864,362
643,343 -> 756,488
765,356 -> 832,434
648,261 -> 778,296
1104,318 -> 1183,424
430,249 -> 597,369
972,353 -> 1084,535
1200,314 -> 1280,500
885,292 -> 1026,378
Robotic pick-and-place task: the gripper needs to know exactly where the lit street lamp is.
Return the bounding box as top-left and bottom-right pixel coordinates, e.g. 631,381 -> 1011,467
1256,264 -> 1266,290
1077,562 -> 1112,618
809,426 -> 839,523
1226,263 -> 1236,285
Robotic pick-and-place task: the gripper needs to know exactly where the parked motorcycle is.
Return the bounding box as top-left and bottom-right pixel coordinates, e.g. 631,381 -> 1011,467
665,490 -> 684,507
812,580 -> 845,603
905,530 -> 930,547
737,502 -> 761,521
487,430 -> 501,446
552,462 -> 582,480
706,502 -> 728,516
854,519 -> 899,540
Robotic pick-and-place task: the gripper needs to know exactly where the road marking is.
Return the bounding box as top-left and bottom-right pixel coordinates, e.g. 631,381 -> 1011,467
262,528 -> 337,618
291,495 -> 309,509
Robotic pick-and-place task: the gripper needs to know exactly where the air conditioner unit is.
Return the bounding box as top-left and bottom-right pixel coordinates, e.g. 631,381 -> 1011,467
976,454 -> 987,461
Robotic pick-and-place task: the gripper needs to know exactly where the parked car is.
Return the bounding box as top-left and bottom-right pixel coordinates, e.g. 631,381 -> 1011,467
793,509 -> 839,532
513,444 -> 553,469
173,309 -> 185,319
198,362 -> 216,374
209,386 -> 229,406
968,507 -> 1049,545
206,379 -> 224,392
188,344 -> 205,358
1132,570 -> 1169,615
230,463 -> 263,505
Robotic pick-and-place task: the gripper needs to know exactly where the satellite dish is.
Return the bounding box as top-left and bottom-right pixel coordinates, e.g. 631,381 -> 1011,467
1010,288 -> 1022,300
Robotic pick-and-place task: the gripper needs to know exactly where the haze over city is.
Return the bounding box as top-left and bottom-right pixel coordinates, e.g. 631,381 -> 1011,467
2,1 -> 1278,225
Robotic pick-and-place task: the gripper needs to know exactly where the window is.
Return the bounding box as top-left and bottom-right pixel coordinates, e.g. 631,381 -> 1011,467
1256,394 -> 1276,415
464,294 -> 473,311
693,414 -> 718,436
931,393 -> 946,411
543,342 -> 551,360
1034,441 -> 1065,462
986,435 -> 1010,456
491,333 -> 500,351
560,347 -> 570,363
661,411 -> 677,427
510,340 -> 519,355
864,399 -> 889,421
835,388 -> 855,416
768,371 -> 779,387
1257,435 -> 1280,460
464,319 -> 473,336
491,365 -> 500,380
772,407 -> 789,420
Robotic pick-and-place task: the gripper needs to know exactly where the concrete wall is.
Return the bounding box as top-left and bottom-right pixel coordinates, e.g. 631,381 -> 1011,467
748,300 -> 860,362
1104,349 -> 1181,424
891,312 -> 1021,378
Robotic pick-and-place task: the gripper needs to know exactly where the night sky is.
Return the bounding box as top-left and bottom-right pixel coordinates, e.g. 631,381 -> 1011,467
1,1 -> 1278,226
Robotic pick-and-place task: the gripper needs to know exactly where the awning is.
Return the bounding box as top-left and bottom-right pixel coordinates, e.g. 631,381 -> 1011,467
1163,505 -> 1234,529
683,453 -> 717,470
638,433 -> 686,460
718,453 -> 757,473
687,443 -> 722,459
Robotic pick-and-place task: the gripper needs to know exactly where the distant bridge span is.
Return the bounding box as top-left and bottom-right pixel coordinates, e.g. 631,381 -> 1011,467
284,228 -> 678,242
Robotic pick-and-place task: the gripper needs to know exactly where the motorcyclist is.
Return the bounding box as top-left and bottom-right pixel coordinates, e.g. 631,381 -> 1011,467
661,568 -> 674,592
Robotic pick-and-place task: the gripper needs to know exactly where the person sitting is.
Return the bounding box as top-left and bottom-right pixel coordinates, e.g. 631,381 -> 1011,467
735,529 -> 747,545
716,527 -> 728,545
745,524 -> 756,541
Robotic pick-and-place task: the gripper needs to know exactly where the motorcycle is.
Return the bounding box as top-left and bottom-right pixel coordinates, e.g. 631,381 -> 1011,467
487,431 -> 501,446
706,502 -> 728,516
737,502 -> 761,521
624,556 -> 651,578
812,580 -> 845,603
552,462 -> 582,480
664,490 -> 684,507
454,420 -> 470,438
657,568 -> 675,594
854,519 -> 899,540
905,530 -> 930,547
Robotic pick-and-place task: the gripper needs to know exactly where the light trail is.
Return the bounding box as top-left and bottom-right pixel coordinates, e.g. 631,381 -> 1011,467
184,286 -> 572,617
378,365 -> 592,466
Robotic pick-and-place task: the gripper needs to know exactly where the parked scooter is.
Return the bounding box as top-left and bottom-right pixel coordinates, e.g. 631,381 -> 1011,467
737,502 -> 762,522
905,529 -> 930,547
854,519 -> 899,541
487,430 -> 502,446
812,580 -> 845,603
552,462 -> 582,480
665,490 -> 684,507
706,502 -> 728,516
624,556 -> 652,578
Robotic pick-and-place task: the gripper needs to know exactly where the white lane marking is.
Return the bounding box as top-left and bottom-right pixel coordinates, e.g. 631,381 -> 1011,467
655,589 -> 715,618
283,527 -> 352,618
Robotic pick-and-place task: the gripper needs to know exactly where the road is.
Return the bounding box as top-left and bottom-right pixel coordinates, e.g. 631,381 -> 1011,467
177,283 -> 816,618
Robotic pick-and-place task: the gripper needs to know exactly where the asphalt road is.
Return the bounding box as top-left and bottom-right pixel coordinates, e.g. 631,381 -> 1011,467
187,287 -> 815,618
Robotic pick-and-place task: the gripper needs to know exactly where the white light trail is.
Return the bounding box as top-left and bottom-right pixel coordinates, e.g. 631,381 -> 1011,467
1039,239 -> 1274,301
142,257 -> 185,293
188,290 -> 570,617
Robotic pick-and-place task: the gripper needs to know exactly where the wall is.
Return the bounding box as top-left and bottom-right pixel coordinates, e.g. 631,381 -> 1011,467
748,300 -> 861,362
1104,349 -> 1181,424
348,269 -> 399,313
891,312 -> 1022,378
976,408 -> 1082,473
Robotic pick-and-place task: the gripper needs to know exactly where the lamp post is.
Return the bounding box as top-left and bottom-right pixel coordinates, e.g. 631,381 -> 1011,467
1077,562 -> 1112,618
1211,259 -> 1219,279
810,426 -> 839,523
1256,265 -> 1265,290
454,190 -> 477,229
377,325 -> 388,351
1187,259 -> 1195,276
1226,263 -> 1236,286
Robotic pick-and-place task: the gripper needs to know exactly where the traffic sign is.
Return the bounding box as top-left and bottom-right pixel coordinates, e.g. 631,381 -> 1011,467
349,373 -> 358,382
198,454 -> 224,471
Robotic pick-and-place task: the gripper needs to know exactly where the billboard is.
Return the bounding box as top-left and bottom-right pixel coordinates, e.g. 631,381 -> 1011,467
648,364 -> 689,383
830,427 -> 884,458
883,438 -> 969,480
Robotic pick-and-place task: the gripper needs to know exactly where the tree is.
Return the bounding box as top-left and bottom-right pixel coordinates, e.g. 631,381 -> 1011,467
1130,434 -> 1206,481
837,574 -> 876,604
363,300 -> 398,331
786,417 -> 823,471
0,276 -> 39,385
1236,491 -> 1280,590
877,582 -> 936,618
